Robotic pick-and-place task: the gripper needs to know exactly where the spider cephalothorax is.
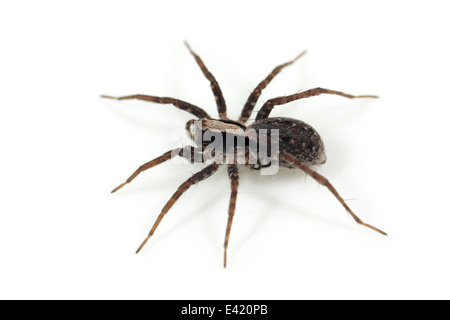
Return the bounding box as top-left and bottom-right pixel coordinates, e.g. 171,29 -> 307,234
103,42 -> 386,267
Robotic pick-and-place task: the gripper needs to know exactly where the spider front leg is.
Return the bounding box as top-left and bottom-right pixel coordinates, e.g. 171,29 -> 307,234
101,94 -> 211,119
224,164 -> 239,268
184,42 -> 228,120
256,87 -> 378,120
111,146 -> 202,193
281,152 -> 387,236
136,162 -> 220,254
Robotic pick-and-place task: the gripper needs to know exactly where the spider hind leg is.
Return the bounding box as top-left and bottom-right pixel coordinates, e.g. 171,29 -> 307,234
281,152 -> 387,236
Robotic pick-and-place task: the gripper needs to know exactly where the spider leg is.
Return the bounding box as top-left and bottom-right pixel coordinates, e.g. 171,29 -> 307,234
111,146 -> 202,193
256,87 -> 378,121
184,42 -> 228,120
239,50 -> 307,124
281,152 -> 387,236
136,162 -> 220,254
224,164 -> 239,268
101,94 -> 211,119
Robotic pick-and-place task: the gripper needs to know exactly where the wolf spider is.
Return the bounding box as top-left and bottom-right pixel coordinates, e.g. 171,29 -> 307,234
103,42 -> 386,267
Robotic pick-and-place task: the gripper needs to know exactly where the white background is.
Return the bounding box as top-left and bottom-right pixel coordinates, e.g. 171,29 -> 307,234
1,1 -> 449,300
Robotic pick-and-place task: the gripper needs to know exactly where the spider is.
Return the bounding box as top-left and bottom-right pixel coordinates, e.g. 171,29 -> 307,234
102,42 -> 387,267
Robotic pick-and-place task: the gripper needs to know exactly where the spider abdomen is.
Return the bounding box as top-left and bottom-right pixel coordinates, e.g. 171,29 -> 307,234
247,117 -> 326,168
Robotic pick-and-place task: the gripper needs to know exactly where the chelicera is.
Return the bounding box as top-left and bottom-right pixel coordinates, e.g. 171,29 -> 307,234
103,42 -> 387,267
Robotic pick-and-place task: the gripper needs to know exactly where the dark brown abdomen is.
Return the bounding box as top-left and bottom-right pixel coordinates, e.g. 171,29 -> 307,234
247,117 -> 326,167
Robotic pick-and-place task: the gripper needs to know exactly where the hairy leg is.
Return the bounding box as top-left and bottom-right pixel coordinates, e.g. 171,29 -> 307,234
239,50 -> 306,124
184,42 -> 228,120
281,152 -> 387,236
224,164 -> 239,267
136,162 -> 221,254
111,146 -> 202,193
256,87 -> 378,120
101,94 -> 211,119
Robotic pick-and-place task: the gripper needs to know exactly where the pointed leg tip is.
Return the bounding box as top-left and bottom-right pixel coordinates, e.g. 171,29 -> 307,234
136,244 -> 144,254
223,251 -> 228,268
366,223 -> 388,236
374,226 -> 388,236
295,50 -> 308,60
136,237 -> 150,254
111,182 -> 127,193
184,41 -> 192,51
353,94 -> 379,99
